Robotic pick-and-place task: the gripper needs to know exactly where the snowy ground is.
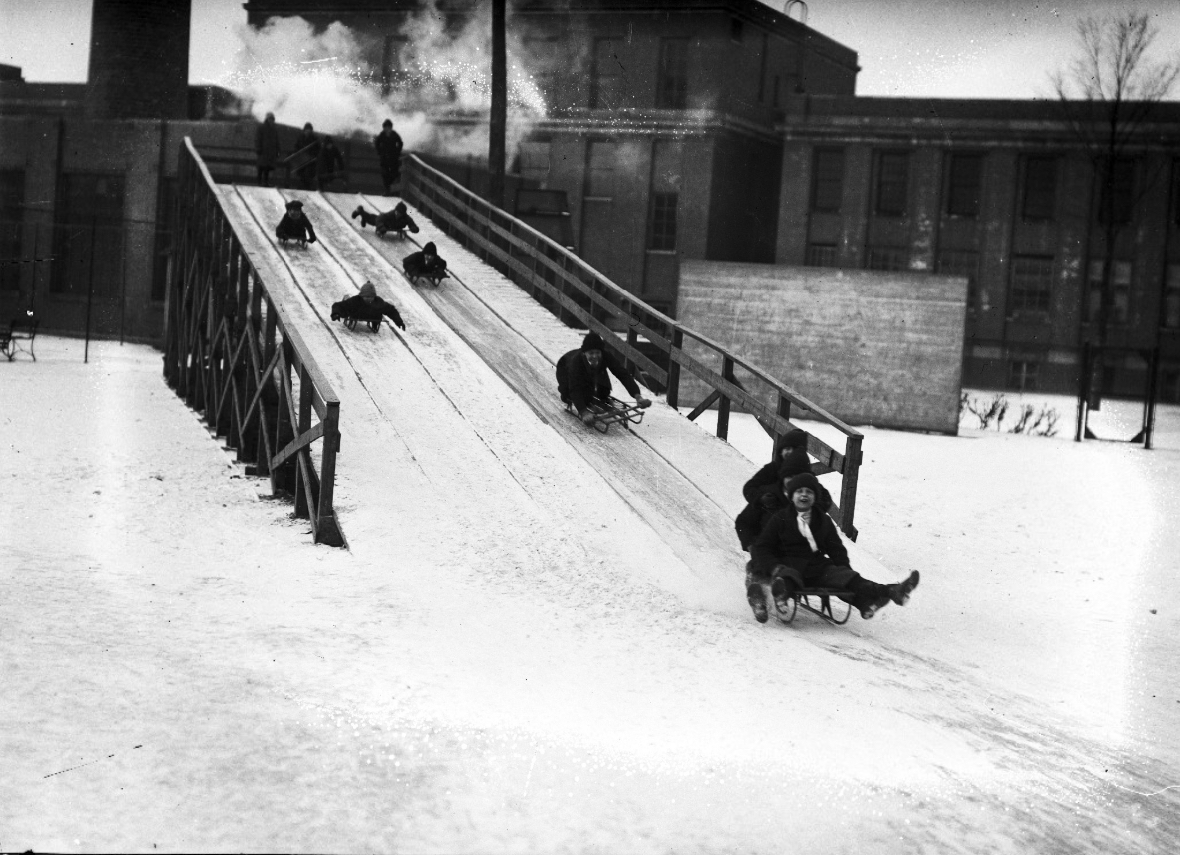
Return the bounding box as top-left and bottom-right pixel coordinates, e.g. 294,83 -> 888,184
3,197 -> 1178,852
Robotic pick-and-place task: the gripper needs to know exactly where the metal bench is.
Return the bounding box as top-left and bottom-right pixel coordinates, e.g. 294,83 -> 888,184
1,315 -> 38,361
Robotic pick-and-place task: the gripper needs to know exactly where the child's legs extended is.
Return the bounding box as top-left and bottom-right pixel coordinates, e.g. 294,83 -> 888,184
808,562 -> 885,606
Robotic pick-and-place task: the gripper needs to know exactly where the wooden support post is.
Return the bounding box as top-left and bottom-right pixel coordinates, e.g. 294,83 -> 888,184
667,328 -> 683,409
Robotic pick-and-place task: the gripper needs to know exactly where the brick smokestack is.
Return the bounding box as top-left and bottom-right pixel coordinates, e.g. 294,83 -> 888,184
86,0 -> 192,119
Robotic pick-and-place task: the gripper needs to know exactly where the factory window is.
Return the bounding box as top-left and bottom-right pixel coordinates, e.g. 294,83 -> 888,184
0,170 -> 23,292
656,38 -> 689,109
1086,260 -> 1132,325
1008,255 -> 1054,314
811,149 -> 844,213
51,173 -> 125,299
874,151 -> 909,216
945,153 -> 982,217
590,38 -> 626,108
647,192 -> 678,251
1021,155 -> 1058,221
1098,158 -> 1136,225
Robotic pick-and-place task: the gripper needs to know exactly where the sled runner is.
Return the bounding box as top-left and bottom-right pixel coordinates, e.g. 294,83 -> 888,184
567,397 -> 650,433
404,266 -> 449,288
759,582 -> 853,626
336,314 -> 386,333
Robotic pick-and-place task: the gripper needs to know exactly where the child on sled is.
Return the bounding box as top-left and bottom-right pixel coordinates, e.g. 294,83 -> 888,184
275,199 -> 317,246
746,472 -> 919,624
330,280 -> 407,331
555,331 -> 651,426
352,200 -> 420,237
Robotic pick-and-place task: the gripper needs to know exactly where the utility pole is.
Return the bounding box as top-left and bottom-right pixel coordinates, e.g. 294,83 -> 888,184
489,0 -> 506,209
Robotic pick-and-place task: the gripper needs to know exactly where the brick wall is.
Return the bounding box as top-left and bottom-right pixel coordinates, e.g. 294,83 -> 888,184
676,260 -> 968,433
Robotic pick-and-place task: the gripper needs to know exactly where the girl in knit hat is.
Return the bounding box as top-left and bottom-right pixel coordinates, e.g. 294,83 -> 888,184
745,471 -> 919,624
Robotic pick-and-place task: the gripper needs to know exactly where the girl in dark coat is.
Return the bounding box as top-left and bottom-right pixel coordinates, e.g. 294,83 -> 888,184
255,112 -> 280,186
746,472 -> 919,623
275,199 -> 317,245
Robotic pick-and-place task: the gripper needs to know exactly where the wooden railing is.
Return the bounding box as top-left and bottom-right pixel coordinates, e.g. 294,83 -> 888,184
163,138 -> 344,546
403,154 -> 865,539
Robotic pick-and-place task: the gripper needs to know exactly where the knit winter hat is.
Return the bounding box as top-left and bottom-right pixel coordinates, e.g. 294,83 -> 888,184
424,242 -> 437,254
783,428 -> 807,448
285,199 -> 303,211
785,472 -> 821,498
581,332 -> 605,352
359,281 -> 376,299
394,201 -> 407,213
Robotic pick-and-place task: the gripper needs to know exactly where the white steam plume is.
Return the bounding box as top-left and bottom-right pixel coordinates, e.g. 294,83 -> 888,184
224,4 -> 549,166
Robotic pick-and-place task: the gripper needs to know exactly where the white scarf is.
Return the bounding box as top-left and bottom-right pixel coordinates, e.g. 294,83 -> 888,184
796,510 -> 818,552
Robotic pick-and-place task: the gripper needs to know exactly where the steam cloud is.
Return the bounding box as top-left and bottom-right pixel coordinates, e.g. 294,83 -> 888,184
224,0 -> 548,165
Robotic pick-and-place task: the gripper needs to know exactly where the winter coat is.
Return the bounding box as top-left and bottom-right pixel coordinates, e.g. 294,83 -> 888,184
749,504 -> 849,579
330,295 -> 405,329
376,206 -> 419,235
256,119 -> 280,168
555,347 -> 642,415
403,249 -> 447,279
742,433 -> 812,504
734,485 -> 788,551
275,213 -> 316,243
374,129 -> 404,167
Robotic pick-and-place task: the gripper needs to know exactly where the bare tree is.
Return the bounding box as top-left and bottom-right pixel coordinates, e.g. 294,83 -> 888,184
1051,12 -> 1180,360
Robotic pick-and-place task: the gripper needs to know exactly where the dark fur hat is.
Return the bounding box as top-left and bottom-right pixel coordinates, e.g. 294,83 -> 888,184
285,199 -> 303,211
784,471 -> 821,498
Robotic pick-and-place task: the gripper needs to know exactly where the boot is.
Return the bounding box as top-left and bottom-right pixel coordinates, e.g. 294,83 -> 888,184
890,571 -> 920,606
746,583 -> 769,624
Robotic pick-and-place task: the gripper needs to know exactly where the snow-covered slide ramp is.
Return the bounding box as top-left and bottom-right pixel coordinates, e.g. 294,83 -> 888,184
218,184 -> 741,611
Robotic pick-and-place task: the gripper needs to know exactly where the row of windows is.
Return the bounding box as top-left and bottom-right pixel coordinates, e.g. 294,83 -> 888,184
591,37 -> 691,110
805,244 -> 1180,328
0,170 -> 172,302
809,149 -> 1145,224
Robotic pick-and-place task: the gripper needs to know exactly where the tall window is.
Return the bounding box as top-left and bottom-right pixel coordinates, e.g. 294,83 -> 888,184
52,173 -> 125,298
874,151 -> 909,216
945,153 -> 982,217
1021,155 -> 1058,221
590,38 -> 625,108
1008,255 -> 1053,314
1098,158 -> 1136,224
1162,264 -> 1180,329
656,38 -> 689,109
937,250 -> 980,310
647,192 -> 678,251
1086,260 -> 1132,325
0,170 -> 23,292
585,140 -> 617,199
811,148 -> 844,213
647,139 -> 681,252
